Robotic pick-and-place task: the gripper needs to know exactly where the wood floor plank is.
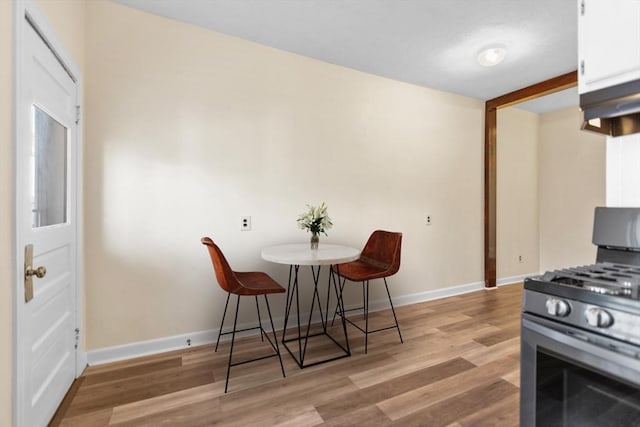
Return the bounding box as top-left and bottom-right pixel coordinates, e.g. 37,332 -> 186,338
271,405 -> 324,427
82,357 -> 182,387
461,336 -> 520,366
316,357 -> 475,421
55,284 -> 523,426
402,312 -> 473,330
67,363 -> 215,418
109,396 -> 223,427
349,340 -> 483,389
456,389 -> 520,427
473,323 -> 520,346
108,381 -> 224,424
59,408 -> 113,427
82,347 -> 194,375
385,323 -> 500,361
437,317 -> 494,333
318,405 -> 393,427
377,355 -> 520,421
217,351 -> 391,414
502,369 -> 521,387
391,379 -> 519,427
218,373 -> 356,418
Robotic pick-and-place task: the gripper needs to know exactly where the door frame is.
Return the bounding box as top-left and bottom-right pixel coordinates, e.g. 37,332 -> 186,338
483,71 -> 578,287
13,0 -> 85,425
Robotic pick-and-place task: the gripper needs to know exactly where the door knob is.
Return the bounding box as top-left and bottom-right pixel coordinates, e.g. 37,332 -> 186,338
24,244 -> 46,303
26,265 -> 47,278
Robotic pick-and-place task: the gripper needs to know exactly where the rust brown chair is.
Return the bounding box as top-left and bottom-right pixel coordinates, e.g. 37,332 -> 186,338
201,237 -> 286,393
332,230 -> 403,353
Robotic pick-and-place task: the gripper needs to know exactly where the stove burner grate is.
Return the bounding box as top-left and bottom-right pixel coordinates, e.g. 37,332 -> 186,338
542,262 -> 640,297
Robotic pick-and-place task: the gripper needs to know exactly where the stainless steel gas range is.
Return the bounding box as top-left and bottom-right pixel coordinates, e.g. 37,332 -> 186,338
521,207 -> 640,427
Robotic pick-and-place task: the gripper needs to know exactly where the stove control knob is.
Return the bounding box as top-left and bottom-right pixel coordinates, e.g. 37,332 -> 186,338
585,307 -> 614,328
545,298 -> 571,317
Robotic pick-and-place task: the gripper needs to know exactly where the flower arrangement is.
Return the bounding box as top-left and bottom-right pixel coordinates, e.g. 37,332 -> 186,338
297,202 -> 333,236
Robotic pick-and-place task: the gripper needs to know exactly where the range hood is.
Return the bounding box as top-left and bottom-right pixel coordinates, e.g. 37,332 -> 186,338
580,79 -> 640,137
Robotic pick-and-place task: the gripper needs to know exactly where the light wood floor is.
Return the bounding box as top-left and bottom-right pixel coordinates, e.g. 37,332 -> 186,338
53,283 -> 523,426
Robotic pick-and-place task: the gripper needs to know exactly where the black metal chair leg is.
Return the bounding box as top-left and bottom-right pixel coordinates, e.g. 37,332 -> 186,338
255,296 -> 264,342
215,292 -> 231,352
264,295 -> 286,378
362,282 -> 367,321
364,281 -> 369,354
329,275 -> 402,354
384,278 -> 403,344
225,295 -> 241,393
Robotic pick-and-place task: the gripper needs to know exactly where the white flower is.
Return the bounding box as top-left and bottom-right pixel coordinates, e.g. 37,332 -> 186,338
296,202 -> 333,235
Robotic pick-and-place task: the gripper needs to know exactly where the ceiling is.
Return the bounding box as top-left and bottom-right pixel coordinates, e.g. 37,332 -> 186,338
112,0 -> 579,112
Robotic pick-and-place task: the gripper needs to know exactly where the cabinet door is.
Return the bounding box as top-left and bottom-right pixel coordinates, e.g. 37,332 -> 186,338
578,0 -> 640,94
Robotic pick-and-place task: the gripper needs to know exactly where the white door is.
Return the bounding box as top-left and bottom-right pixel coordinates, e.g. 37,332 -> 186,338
16,16 -> 79,427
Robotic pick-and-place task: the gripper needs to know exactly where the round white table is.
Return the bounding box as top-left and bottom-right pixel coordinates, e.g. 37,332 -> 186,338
261,243 -> 360,368
261,243 -> 360,266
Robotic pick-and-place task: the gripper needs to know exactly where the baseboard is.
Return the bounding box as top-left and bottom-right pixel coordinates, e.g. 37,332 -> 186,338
87,329 -> 219,366
86,278 -> 515,366
496,272 -> 540,286
378,281 -> 486,311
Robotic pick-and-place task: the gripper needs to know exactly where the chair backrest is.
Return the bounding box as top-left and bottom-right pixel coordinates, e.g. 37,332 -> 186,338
360,230 -> 402,275
201,237 -> 241,294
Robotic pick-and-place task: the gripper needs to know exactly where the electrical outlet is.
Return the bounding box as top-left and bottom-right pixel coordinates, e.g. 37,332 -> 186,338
241,216 -> 251,231
519,255 -> 523,263
426,215 -> 432,226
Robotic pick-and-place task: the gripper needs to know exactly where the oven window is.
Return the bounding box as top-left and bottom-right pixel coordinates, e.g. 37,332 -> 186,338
536,348 -> 640,426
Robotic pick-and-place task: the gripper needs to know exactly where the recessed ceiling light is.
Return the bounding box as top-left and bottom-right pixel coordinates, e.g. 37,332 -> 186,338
477,46 -> 507,67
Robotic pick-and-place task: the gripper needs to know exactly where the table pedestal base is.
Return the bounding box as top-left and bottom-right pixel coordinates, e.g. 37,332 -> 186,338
282,264 -> 350,368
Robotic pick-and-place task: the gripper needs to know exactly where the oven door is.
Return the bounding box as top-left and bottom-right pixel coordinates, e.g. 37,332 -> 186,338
521,313 -> 640,427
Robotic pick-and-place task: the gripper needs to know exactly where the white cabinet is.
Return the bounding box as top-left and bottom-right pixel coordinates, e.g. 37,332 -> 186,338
578,0 -> 640,94
606,134 -> 640,206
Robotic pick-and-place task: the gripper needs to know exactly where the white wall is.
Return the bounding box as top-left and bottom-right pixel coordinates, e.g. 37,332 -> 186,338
84,0 -> 485,351
497,107 -> 540,280
538,107 -> 606,271
497,105 -> 605,278
606,133 -> 640,206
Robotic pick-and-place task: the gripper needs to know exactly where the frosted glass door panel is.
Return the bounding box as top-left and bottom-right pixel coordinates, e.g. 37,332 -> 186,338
32,106 -> 67,228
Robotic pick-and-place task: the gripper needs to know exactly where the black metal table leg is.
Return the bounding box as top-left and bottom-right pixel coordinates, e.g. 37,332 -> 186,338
281,263 -> 351,368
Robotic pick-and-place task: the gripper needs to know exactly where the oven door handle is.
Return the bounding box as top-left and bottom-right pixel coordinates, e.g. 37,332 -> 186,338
522,316 -> 640,367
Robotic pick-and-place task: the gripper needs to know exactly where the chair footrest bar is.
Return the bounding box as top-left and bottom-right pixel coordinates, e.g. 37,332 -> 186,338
282,330 -> 330,343
341,306 -> 365,314
218,325 -> 263,337
229,352 -> 280,368
219,326 -> 279,353
344,317 -> 400,335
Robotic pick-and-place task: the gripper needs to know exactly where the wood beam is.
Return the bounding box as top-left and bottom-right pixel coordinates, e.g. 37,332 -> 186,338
486,71 -> 578,111
484,71 -> 578,288
484,106 -> 497,288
